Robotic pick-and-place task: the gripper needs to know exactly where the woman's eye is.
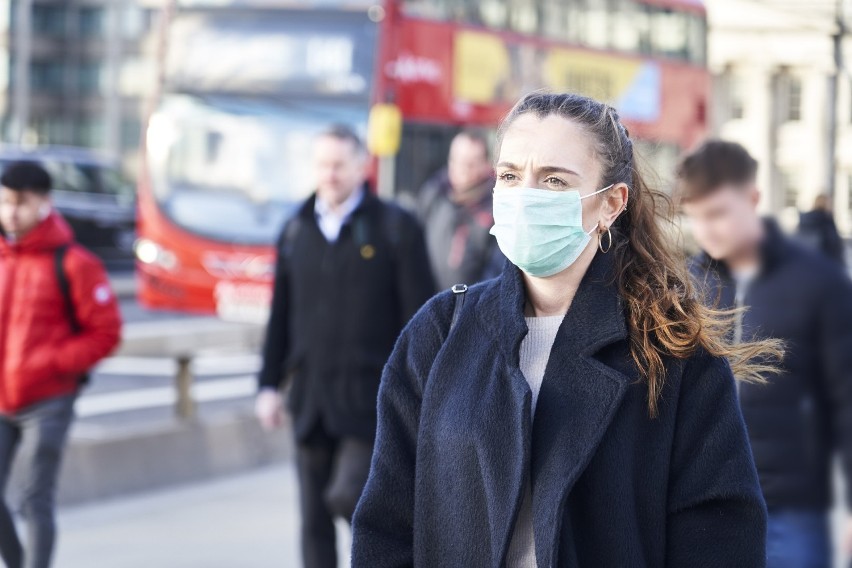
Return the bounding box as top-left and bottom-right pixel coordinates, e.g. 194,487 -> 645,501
544,176 -> 566,187
498,172 -> 517,182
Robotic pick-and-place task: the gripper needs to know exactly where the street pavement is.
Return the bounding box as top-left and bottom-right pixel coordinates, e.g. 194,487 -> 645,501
52,462 -> 850,568
54,464 -> 351,568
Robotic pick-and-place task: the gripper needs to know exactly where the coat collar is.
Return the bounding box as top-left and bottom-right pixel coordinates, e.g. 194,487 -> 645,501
297,184 -> 377,223
476,249 -> 629,364
476,252 -> 633,566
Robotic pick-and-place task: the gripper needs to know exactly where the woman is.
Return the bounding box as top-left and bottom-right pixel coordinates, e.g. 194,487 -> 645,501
351,92 -> 779,567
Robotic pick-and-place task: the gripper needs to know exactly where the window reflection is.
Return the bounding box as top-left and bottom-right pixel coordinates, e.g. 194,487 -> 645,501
400,0 -> 706,64
651,9 -> 688,60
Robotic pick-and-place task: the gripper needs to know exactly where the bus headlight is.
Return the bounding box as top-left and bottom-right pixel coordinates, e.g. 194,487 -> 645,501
135,239 -> 179,271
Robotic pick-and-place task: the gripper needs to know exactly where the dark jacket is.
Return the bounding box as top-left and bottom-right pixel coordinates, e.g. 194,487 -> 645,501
258,191 -> 435,443
797,208 -> 846,266
352,252 -> 766,567
690,220 -> 852,511
416,170 -> 505,290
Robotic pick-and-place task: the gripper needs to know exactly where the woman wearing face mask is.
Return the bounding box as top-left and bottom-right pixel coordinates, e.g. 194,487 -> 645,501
351,92 -> 780,567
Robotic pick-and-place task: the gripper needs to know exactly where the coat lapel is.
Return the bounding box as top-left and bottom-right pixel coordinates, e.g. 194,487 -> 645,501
529,254 -> 632,566
476,254 -> 632,567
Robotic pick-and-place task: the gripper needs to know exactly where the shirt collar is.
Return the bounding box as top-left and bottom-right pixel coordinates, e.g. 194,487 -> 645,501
314,187 -> 365,221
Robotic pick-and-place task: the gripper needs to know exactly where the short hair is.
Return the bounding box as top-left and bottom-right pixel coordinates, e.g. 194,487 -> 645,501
1,161 -> 52,194
676,140 -> 757,202
318,124 -> 366,155
452,128 -> 490,160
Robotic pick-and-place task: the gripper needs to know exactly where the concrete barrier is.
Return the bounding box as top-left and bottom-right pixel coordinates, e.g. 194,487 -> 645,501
49,413 -> 293,507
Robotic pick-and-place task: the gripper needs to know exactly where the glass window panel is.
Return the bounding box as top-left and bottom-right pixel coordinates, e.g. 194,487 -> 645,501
32,4 -> 66,37
687,14 -> 706,64
585,0 -> 610,49
480,0 -> 508,29
79,6 -> 104,37
509,0 -> 539,35
541,0 -> 569,41
651,8 -> 688,60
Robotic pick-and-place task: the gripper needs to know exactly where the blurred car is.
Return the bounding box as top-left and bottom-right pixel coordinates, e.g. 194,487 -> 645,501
0,146 -> 136,268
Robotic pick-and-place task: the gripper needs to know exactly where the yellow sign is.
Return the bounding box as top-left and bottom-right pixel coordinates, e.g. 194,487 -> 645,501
367,103 -> 402,157
544,50 -> 642,103
453,31 -> 512,104
452,30 -> 647,110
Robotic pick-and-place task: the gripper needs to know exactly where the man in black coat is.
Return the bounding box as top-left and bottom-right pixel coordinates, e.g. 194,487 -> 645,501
255,125 -> 435,568
678,140 -> 852,567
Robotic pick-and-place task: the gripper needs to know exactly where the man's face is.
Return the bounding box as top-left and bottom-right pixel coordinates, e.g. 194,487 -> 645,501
313,135 -> 367,207
447,136 -> 492,193
0,187 -> 50,240
681,184 -> 760,261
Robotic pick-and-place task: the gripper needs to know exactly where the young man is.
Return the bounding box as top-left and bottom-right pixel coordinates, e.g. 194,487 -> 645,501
0,161 -> 122,568
255,125 -> 434,568
416,129 -> 505,290
678,140 -> 852,568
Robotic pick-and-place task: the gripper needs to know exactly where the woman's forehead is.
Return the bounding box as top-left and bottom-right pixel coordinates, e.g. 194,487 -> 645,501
498,114 -> 597,172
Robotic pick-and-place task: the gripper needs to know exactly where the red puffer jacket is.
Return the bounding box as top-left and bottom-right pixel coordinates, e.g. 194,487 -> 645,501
0,212 -> 122,413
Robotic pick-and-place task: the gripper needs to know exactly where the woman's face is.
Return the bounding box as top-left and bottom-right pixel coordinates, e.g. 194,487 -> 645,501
495,113 -> 606,234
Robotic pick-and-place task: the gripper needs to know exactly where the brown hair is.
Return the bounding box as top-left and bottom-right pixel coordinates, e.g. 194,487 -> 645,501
676,140 -> 758,203
497,92 -> 781,417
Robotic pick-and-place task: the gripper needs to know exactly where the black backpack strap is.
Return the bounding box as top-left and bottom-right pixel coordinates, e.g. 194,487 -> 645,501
55,245 -> 81,333
279,215 -> 302,259
450,284 -> 468,332
380,202 -> 405,260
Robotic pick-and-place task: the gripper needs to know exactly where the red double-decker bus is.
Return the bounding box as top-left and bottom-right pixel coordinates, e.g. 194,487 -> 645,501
135,0 -> 709,321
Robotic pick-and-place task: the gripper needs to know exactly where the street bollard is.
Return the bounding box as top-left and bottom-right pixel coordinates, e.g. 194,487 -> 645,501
175,355 -> 195,421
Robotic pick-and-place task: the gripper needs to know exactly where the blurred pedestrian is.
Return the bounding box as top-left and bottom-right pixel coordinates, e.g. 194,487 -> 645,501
797,193 -> 846,267
352,92 -> 776,567
0,161 -> 122,568
679,140 -> 852,568
255,125 -> 434,568
416,129 -> 504,289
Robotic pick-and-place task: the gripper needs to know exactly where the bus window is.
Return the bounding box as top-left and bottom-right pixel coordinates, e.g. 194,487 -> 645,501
146,95 -> 367,245
687,14 -> 707,65
508,0 -> 539,35
402,0 -> 450,20
585,0 -> 610,50
565,0 -> 585,45
479,0 -> 509,29
541,0 -> 570,42
612,0 -> 650,55
651,8 -> 689,61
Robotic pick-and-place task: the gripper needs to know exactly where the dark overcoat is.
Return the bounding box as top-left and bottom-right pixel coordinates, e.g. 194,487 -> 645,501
352,252 -> 767,567
691,219 -> 852,510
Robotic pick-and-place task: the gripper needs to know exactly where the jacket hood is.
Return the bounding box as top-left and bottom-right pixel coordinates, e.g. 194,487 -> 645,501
0,212 -> 74,255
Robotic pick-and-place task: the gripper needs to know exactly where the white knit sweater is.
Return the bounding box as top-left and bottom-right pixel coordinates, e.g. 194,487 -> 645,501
506,314 -> 564,567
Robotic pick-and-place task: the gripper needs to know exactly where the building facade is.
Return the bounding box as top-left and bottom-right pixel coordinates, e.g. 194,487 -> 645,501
708,0 -> 852,235
0,0 -> 159,172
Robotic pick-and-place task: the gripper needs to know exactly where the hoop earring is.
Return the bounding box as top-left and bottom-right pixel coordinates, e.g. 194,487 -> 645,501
598,225 -> 612,254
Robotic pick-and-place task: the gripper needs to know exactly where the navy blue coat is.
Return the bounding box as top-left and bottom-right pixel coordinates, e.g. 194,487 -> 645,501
351,252 -> 767,567
691,220 -> 852,510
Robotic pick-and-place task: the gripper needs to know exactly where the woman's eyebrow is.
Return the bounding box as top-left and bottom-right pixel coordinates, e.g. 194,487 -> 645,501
496,162 -> 582,179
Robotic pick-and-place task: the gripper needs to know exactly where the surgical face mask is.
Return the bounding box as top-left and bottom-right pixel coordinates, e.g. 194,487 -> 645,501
490,184 -> 612,278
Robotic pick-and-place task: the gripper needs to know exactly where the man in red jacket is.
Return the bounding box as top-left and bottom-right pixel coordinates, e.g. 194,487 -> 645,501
0,161 -> 121,568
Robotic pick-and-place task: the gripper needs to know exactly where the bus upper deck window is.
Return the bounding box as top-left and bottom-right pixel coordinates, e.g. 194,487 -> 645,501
541,0 -> 569,41
651,8 -> 689,61
479,0 -> 508,29
508,0 -> 539,35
